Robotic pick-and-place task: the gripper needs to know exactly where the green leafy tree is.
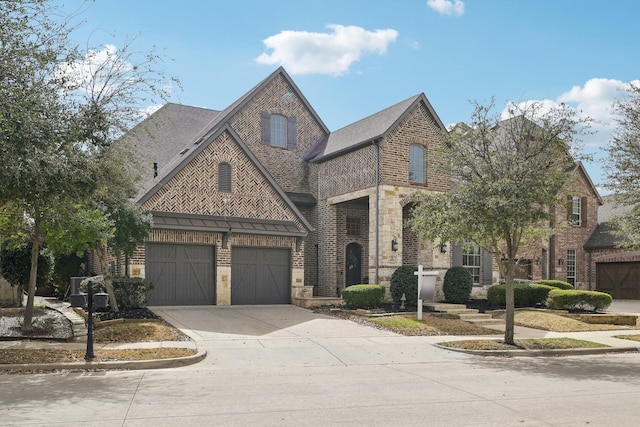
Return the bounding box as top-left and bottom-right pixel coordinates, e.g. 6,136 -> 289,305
409,99 -> 588,344
0,243 -> 51,306
605,82 -> 640,247
0,0 -> 176,329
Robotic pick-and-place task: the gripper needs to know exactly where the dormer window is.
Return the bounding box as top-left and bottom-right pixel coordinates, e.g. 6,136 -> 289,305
261,112 -> 297,149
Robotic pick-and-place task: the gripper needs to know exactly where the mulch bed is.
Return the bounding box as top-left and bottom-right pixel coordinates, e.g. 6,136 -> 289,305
93,307 -> 160,322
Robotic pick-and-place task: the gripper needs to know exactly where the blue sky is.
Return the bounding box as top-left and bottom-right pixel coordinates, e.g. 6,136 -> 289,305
54,0 -> 640,192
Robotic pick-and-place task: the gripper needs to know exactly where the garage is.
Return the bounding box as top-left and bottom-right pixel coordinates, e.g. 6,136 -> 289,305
145,243 -> 215,305
231,247 -> 291,304
596,262 -> 640,299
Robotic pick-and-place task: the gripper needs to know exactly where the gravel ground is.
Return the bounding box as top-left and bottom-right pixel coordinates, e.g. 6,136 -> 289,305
0,308 -> 74,340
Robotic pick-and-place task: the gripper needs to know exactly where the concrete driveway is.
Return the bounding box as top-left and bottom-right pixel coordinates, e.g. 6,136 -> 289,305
150,305 -> 469,369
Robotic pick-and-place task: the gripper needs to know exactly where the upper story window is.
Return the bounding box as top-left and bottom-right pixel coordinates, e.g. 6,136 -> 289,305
409,144 -> 425,183
568,195 -> 586,227
218,162 -> 231,192
261,112 -> 297,149
346,217 -> 360,236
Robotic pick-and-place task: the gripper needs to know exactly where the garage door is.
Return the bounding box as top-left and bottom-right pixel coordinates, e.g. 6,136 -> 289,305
231,247 -> 290,304
145,244 -> 215,305
596,262 -> 640,299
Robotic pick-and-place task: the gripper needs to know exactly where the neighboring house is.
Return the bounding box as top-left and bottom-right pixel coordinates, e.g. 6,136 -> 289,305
584,196 -> 640,298
103,67 -> 616,306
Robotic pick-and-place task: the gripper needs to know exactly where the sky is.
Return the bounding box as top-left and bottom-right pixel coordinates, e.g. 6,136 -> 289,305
52,0 -> 640,194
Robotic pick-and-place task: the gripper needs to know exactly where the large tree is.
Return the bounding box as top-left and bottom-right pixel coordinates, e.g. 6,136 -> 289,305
409,99 -> 588,345
605,82 -> 640,247
0,0 -> 175,330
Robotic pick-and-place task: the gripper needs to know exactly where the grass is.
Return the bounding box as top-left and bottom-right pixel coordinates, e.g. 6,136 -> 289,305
508,310 -> 639,332
440,338 -> 610,351
612,334 -> 640,343
366,314 -> 502,336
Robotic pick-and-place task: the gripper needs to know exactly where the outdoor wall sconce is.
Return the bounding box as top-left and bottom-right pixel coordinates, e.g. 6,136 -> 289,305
391,237 -> 398,252
558,257 -> 564,266
439,242 -> 447,254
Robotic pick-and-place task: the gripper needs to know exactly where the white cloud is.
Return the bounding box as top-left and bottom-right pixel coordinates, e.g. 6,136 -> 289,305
427,0 -> 465,17
255,24 -> 399,76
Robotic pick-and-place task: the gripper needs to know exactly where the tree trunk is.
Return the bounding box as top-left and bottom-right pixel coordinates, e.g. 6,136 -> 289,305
96,245 -> 119,312
22,230 -> 41,332
503,260 -> 516,345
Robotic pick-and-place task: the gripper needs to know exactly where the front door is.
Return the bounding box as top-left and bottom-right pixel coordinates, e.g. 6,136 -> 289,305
345,243 -> 362,286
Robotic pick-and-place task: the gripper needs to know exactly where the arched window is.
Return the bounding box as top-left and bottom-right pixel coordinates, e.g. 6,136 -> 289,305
409,144 -> 425,183
218,162 -> 231,192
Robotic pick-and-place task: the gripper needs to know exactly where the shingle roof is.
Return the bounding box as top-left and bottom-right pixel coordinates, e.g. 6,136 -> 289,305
583,222 -> 624,249
310,93 -> 446,162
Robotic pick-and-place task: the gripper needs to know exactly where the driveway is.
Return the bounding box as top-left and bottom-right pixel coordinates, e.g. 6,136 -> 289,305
150,305 -> 469,369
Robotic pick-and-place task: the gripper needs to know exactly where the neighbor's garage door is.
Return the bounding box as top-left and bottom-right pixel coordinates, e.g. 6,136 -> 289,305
145,243 -> 215,305
596,262 -> 640,299
231,247 -> 290,304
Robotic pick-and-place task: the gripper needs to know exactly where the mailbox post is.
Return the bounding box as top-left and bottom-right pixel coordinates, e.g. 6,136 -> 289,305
414,265 -> 439,320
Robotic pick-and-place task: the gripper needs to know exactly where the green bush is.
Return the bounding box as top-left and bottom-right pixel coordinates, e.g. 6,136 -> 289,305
79,276 -> 107,293
443,266 -> 473,304
112,277 -> 154,309
547,289 -> 612,312
535,279 -> 574,290
390,266 -> 418,306
342,284 -> 385,310
487,283 -> 555,308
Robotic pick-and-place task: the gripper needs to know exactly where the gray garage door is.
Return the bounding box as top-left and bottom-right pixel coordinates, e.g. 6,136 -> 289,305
596,262 -> 640,299
231,247 -> 291,304
146,243 -> 215,305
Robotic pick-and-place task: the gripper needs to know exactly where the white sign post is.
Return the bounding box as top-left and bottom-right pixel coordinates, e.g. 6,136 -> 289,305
414,265 -> 439,320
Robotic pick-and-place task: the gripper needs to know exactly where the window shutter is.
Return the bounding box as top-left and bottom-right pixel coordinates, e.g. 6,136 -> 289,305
451,243 -> 463,267
581,196 -> 588,227
287,116 -> 297,149
261,112 -> 270,145
218,162 -> 231,192
481,249 -> 493,285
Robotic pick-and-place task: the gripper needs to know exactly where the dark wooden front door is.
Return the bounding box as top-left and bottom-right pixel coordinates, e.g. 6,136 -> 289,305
596,262 -> 640,299
345,243 -> 362,286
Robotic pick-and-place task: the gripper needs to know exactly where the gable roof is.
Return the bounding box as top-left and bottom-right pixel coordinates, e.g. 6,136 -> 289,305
309,93 -> 447,162
570,161 -> 603,205
138,123 -> 314,233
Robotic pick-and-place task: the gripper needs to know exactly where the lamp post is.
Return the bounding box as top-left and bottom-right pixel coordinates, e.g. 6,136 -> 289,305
84,280 -> 95,360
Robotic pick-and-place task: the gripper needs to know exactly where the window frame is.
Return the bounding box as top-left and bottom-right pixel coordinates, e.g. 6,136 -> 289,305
571,196 -> 581,227
566,249 -> 576,286
270,114 -> 287,148
462,243 -> 481,284
346,217 -> 361,236
409,144 -> 426,184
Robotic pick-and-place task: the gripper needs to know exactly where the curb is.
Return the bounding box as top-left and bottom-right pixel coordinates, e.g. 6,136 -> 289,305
0,348 -> 207,372
434,343 -> 640,357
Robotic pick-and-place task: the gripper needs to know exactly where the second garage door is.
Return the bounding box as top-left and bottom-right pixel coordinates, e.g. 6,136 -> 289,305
231,247 -> 291,304
596,262 -> 640,299
146,243 -> 215,305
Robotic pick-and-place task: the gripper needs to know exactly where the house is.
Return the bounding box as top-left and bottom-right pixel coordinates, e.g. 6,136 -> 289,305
584,196 -> 640,298
108,67 -> 608,306
107,67 -> 469,306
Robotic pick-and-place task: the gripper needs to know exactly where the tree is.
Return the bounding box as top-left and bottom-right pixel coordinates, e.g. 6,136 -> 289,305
0,243 -> 51,307
409,99 -> 588,345
605,82 -> 640,247
0,0 -> 176,330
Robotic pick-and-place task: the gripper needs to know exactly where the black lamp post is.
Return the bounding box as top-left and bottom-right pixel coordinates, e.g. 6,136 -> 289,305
84,280 -> 95,360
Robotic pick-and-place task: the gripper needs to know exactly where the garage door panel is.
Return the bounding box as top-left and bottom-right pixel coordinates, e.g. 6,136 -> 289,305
596,262 -> 640,299
232,248 -> 290,305
146,243 -> 215,305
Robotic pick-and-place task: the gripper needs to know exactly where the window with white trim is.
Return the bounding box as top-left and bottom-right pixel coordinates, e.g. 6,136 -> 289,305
571,196 -> 581,226
270,114 -> 287,148
462,243 -> 481,284
566,249 -> 576,286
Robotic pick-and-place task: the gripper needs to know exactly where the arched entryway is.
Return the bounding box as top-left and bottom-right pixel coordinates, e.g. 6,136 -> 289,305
345,242 -> 362,286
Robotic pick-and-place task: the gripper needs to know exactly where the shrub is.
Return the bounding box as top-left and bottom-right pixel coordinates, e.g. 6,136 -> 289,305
535,279 -> 574,290
79,276 -> 107,293
390,266 -> 418,306
112,277 -> 154,309
443,266 -> 473,304
342,284 -> 385,310
547,289 -> 612,312
487,283 -> 555,308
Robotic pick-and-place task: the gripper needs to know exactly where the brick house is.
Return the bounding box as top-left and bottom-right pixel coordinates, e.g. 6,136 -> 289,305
112,67 -> 611,306
584,196 -> 640,298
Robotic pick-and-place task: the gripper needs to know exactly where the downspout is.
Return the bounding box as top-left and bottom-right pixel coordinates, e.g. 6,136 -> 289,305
374,139 -> 381,284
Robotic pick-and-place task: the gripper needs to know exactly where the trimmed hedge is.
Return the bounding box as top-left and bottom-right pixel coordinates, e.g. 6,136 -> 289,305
390,266 -> 418,306
547,289 -> 612,312
342,284 -> 385,310
443,266 -> 473,304
112,277 -> 154,309
487,283 -> 555,308
535,279 -> 574,290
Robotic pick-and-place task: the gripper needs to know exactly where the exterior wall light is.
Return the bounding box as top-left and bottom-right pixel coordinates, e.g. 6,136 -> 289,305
391,237 -> 398,252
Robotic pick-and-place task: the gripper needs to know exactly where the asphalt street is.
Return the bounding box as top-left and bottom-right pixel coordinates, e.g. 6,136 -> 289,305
2,304 -> 640,426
